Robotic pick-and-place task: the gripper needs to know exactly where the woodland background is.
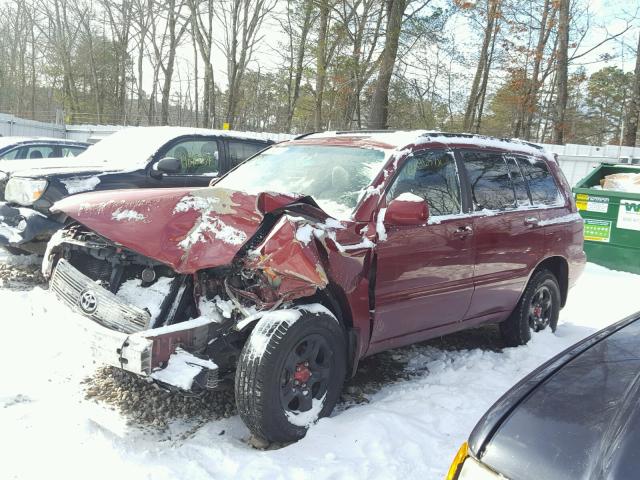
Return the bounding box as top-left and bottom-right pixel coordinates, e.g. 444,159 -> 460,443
0,0 -> 639,146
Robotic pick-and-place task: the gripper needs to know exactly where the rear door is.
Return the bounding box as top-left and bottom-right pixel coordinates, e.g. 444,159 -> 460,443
461,150 -> 545,321
371,149 -> 475,348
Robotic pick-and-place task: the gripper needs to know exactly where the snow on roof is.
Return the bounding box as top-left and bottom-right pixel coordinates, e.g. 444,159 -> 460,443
0,136 -> 68,150
306,130 -> 548,157
74,126 -> 282,169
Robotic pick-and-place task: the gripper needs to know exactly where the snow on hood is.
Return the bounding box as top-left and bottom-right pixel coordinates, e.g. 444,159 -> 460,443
0,157 -> 87,175
51,187 -> 303,273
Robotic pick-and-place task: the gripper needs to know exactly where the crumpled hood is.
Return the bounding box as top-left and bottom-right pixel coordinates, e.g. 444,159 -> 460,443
52,187 -> 302,273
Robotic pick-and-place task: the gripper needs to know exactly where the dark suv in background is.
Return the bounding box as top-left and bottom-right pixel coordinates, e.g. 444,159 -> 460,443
44,130 -> 585,443
0,126 -> 273,254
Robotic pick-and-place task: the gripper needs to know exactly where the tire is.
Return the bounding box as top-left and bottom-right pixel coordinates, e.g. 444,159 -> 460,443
235,306 -> 346,443
500,269 -> 561,347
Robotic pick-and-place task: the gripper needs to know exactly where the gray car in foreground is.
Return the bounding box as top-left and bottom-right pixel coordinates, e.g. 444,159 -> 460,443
447,311 -> 640,480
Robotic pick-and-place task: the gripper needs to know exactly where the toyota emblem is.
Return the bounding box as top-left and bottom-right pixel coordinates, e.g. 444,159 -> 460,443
79,289 -> 98,314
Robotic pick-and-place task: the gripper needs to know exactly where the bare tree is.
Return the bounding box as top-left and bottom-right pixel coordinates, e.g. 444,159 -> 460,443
463,0 -> 500,132
215,0 -> 277,127
624,34 -> 640,147
368,0 -> 408,129
552,0 -> 569,144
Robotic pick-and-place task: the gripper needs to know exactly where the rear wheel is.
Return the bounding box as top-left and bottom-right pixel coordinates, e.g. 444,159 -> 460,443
235,307 -> 346,443
500,269 -> 561,347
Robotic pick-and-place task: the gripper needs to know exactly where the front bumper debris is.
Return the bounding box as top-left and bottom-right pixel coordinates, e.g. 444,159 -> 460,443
51,258 -> 220,390
0,202 -> 62,248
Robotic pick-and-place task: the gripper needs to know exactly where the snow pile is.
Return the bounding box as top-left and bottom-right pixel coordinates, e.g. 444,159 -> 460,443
112,209 -> 146,222
116,277 -> 174,322
61,176 -> 101,194
179,217 -> 247,249
174,194 -> 247,249
1,262 -> 639,479
376,208 -> 387,241
286,394 -> 326,427
150,348 -> 217,391
395,192 -> 424,202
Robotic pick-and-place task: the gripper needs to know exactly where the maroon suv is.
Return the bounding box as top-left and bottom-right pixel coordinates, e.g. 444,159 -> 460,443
43,131 -> 585,442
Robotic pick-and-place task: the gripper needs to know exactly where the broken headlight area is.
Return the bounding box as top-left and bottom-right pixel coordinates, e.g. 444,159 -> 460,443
47,224 -> 317,392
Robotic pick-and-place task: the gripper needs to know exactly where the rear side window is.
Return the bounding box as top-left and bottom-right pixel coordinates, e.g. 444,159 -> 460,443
517,156 -> 561,205
462,151 -> 515,210
61,146 -> 86,157
505,156 -> 531,206
228,141 -> 265,167
386,150 -> 461,216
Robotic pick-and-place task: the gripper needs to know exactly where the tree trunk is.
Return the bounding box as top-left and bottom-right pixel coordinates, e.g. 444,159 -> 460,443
463,0 -> 499,132
553,0 -> 570,145
623,34 -> 640,147
367,0 -> 406,129
314,0 -> 329,130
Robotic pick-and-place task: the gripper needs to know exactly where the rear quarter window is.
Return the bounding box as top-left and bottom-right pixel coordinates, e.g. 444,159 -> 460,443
517,156 -> 562,205
228,141 -> 265,166
462,151 -> 516,211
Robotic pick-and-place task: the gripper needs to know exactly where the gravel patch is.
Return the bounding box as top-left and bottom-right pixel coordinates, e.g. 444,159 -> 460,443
0,258 -> 45,289
83,367 -> 236,430
82,325 -> 505,442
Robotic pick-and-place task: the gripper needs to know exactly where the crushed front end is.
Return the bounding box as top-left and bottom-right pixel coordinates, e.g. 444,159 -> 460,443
42,187 -> 364,392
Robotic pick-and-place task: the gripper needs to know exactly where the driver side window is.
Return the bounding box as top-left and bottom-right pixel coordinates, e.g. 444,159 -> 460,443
386,150 -> 462,216
165,139 -> 220,175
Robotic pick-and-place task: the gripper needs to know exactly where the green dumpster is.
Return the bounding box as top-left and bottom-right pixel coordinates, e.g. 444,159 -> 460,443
573,164 -> 640,274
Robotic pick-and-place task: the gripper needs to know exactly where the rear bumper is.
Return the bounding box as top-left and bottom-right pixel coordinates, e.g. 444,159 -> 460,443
0,202 -> 62,249
51,259 -> 220,389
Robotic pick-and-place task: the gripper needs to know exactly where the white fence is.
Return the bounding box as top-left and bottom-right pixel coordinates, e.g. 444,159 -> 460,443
3,113 -> 640,185
0,114 -> 294,144
542,143 -> 640,186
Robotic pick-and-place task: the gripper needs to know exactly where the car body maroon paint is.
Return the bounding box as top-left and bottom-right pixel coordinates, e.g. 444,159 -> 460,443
46,131 -> 586,391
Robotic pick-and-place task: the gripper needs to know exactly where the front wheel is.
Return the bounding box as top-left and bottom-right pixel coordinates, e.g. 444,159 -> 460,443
500,269 -> 561,347
235,306 -> 346,443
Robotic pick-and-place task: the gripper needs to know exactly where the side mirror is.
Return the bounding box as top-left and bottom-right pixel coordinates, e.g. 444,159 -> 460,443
152,157 -> 182,176
384,194 -> 429,226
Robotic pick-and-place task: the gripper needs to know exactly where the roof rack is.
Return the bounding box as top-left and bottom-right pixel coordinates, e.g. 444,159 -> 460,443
334,129 -> 398,135
419,131 -> 545,151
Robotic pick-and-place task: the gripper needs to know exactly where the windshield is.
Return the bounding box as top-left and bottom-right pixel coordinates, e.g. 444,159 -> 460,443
216,145 -> 387,219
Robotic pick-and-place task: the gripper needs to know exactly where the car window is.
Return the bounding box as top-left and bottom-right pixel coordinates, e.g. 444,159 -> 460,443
386,150 -> 461,216
165,139 -> 219,175
505,156 -> 531,206
462,151 -> 516,211
61,146 -> 86,157
227,141 -> 265,167
0,147 -> 21,160
215,145 -> 386,219
23,145 -> 56,159
517,156 -> 562,205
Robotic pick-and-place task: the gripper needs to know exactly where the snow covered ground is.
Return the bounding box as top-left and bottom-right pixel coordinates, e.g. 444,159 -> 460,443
1,251 -> 639,480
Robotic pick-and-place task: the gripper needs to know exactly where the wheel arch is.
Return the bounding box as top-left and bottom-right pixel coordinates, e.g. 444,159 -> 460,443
530,256 -> 569,307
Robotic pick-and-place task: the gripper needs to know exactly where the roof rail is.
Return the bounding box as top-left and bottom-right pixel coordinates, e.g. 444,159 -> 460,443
293,131 -> 319,140
419,131 -> 545,151
334,129 -> 397,135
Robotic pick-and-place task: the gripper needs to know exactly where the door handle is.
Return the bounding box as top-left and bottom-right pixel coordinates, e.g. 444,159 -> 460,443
524,216 -> 539,227
454,225 -> 473,238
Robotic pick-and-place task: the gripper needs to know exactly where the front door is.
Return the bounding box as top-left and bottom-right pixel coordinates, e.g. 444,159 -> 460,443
371,149 -> 475,348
